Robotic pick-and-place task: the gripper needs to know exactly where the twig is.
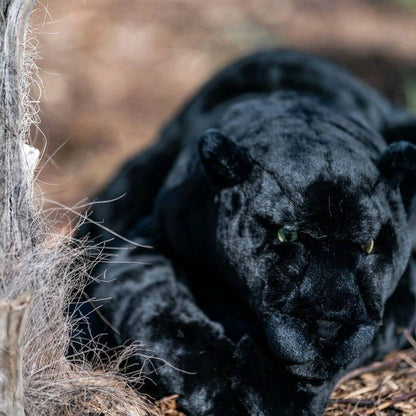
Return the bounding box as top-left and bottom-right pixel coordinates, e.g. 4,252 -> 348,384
402,328 -> 416,351
336,357 -> 404,387
365,390 -> 416,414
329,398 -> 377,407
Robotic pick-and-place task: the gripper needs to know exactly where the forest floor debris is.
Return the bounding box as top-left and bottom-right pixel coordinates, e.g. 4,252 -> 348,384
326,331 -> 416,415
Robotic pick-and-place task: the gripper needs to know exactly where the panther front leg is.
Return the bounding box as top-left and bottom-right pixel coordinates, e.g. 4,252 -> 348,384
89,251 -> 242,415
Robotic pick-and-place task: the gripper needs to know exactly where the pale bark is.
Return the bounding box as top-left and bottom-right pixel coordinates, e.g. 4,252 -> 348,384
0,293 -> 31,416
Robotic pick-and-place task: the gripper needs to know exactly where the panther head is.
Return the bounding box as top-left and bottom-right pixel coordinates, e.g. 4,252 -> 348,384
156,97 -> 416,380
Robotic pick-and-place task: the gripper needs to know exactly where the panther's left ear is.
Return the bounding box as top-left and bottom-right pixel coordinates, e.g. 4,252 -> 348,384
379,141 -> 416,215
383,116 -> 416,143
198,129 -> 253,188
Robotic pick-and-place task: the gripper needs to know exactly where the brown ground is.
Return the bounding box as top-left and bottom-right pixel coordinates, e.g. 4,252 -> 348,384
35,0 -> 416,208
33,1 -> 416,414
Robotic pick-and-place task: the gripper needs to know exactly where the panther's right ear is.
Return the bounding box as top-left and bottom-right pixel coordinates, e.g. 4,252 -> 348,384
198,129 -> 252,188
383,116 -> 416,144
379,141 -> 416,215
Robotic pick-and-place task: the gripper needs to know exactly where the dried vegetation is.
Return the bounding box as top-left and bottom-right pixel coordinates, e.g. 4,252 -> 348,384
0,1 -> 159,414
327,331 -> 416,415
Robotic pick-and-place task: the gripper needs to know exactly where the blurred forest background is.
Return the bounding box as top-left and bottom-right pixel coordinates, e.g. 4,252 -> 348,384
34,0 -> 416,212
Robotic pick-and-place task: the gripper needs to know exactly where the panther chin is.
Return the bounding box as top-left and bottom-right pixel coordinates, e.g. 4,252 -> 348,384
266,313 -> 379,381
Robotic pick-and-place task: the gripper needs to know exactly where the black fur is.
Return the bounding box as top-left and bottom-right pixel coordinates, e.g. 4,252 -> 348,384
77,49 -> 416,415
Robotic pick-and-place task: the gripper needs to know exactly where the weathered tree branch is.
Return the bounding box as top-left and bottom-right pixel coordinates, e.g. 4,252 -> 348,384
0,293 -> 31,416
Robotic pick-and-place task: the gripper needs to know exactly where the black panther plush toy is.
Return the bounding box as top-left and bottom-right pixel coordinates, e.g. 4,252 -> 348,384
77,49 -> 416,415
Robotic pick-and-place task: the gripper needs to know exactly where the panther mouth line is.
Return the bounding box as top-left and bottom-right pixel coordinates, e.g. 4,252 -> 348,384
265,312 -> 378,379
315,319 -> 342,340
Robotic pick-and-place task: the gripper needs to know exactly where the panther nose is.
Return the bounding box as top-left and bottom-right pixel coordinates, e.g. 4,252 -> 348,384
316,319 -> 341,340
298,268 -> 369,324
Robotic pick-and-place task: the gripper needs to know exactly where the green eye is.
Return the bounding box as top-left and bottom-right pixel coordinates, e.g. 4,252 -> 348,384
277,227 -> 298,243
361,240 -> 374,254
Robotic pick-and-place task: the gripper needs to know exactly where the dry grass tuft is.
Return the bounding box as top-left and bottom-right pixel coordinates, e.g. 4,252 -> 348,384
156,395 -> 187,416
0,1 -> 160,414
